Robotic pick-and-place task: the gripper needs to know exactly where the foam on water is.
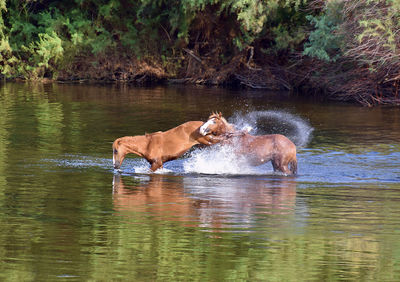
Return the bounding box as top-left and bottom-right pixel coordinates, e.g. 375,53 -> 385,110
184,144 -> 271,175
50,155 -> 111,170
115,158 -> 174,174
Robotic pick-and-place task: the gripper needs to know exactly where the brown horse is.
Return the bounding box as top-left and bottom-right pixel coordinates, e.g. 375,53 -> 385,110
113,120 -> 220,171
199,113 -> 298,175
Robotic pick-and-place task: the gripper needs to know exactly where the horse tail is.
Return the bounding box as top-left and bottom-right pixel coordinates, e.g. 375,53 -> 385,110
289,158 -> 297,175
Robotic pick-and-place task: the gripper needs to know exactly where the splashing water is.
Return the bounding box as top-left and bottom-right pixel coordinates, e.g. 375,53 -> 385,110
49,111 -> 313,176
184,110 -> 313,175
184,144 -> 270,175
229,110 -> 313,147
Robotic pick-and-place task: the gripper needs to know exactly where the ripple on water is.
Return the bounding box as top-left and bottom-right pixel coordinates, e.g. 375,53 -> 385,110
43,146 -> 400,185
298,149 -> 400,184
40,108 -> 398,184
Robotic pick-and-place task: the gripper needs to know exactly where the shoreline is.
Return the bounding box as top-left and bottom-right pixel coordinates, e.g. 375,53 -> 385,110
2,53 -> 399,107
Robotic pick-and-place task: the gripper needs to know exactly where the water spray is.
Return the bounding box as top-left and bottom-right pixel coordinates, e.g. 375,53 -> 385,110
184,110 -> 313,175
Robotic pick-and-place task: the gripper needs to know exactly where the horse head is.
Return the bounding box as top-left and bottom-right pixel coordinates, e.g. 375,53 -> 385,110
199,112 -> 235,136
112,138 -> 127,169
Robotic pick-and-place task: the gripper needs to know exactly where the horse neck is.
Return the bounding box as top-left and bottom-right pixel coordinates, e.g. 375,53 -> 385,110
180,121 -> 204,142
121,135 -> 149,157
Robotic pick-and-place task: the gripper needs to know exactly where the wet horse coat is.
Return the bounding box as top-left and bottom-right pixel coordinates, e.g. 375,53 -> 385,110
200,113 -> 298,175
113,120 -> 219,171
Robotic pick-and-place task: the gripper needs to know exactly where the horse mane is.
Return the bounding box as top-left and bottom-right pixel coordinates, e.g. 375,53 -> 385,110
208,112 -> 229,126
208,111 -> 236,133
208,111 -> 221,120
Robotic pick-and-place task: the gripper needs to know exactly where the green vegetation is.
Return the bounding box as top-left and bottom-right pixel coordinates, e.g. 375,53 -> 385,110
303,1 -> 344,63
0,0 -> 399,105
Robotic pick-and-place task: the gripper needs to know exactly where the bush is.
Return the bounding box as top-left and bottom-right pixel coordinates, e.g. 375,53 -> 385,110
301,0 -> 400,105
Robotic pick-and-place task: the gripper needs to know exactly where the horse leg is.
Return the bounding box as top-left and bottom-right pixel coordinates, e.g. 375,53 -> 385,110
271,158 -> 285,173
289,159 -> 297,175
280,157 -> 296,175
271,159 -> 278,172
281,154 -> 297,175
272,157 -> 291,175
281,164 -> 292,175
150,159 -> 163,171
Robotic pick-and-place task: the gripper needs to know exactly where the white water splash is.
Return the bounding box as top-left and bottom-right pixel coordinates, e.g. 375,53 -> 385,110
230,110 -> 313,147
184,144 -> 270,175
121,158 -> 173,174
184,110 -> 313,175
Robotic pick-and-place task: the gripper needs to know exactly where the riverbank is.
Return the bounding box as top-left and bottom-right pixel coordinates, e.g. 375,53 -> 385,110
5,50 -> 399,107
1,0 -> 399,106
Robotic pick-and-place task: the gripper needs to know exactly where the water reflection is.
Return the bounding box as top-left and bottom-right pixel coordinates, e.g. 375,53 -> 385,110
113,174 -> 297,231
113,174 -> 196,223
2,82 -> 400,281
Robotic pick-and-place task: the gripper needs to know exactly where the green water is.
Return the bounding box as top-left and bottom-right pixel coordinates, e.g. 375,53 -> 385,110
0,82 -> 400,281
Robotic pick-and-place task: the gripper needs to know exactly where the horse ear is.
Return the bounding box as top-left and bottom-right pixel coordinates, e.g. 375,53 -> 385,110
218,112 -> 222,118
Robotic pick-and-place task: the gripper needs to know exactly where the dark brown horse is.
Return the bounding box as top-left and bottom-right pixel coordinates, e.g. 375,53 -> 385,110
113,120 -> 220,171
199,113 -> 298,175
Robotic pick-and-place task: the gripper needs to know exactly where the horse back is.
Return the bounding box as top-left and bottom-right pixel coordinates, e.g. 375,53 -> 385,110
240,134 -> 296,157
167,121 -> 203,132
163,121 -> 206,143
145,121 -> 204,161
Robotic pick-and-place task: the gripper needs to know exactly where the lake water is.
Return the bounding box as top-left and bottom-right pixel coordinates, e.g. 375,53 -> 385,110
1,82 -> 400,281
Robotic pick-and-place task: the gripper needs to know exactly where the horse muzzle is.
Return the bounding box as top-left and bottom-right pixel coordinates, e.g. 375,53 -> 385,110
113,155 -> 121,169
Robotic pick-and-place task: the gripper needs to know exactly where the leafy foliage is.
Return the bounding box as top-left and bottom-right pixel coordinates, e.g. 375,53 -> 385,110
302,0 -> 345,62
300,0 -> 400,105
303,15 -> 342,62
0,0 -> 311,79
0,0 -> 399,105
